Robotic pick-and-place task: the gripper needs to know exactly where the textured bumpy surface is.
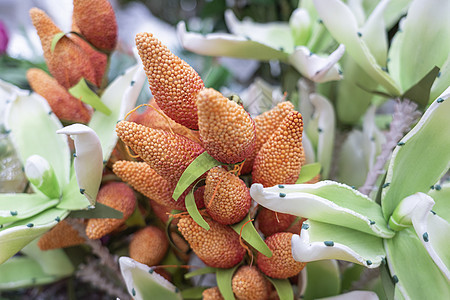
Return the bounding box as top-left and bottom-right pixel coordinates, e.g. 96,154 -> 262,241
29,8 -> 97,88
202,287 -> 224,300
232,266 -> 269,300
27,68 -> 92,123
72,0 -> 117,52
129,226 -> 168,267
85,182 -> 136,239
252,111 -> 304,187
197,88 -> 255,164
256,232 -> 306,279
135,32 -> 204,129
177,216 -> 245,268
113,160 -> 186,210
116,120 -> 205,185
37,220 -> 85,250
241,101 -> 294,174
204,166 -> 251,225
256,207 -> 297,237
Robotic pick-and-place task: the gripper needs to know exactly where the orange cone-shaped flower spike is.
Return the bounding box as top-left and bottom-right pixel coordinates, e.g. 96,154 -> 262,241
29,8 -> 97,88
116,120 -> 205,185
72,0 -> 117,52
129,226 -> 168,267
27,68 -> 92,123
37,220 -> 85,250
177,216 -> 245,268
202,287 -> 224,300
197,88 -> 255,164
85,182 -> 136,239
232,266 -> 269,300
135,32 -> 204,129
252,111 -> 304,187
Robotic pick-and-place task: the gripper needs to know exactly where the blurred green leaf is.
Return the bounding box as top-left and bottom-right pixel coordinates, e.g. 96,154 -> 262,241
68,202 -> 123,219
185,187 -> 210,230
51,33 -> 65,53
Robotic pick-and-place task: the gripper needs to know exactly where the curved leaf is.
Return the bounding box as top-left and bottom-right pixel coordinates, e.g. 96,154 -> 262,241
57,171 -> 90,210
68,78 -> 111,115
173,152 -> 222,201
5,90 -> 71,189
216,265 -> 239,300
428,182 -> 450,222
89,64 -> 146,161
313,0 -> 401,95
384,228 -> 450,299
119,257 -> 182,300
185,187 -> 209,230
0,208 -> 69,264
250,181 -> 394,238
50,32 -> 65,53
184,266 -> 216,279
231,214 -> 272,258
0,193 -> 58,224
296,163 -> 321,183
57,124 -> 103,205
266,277 -> 294,300
302,260 -> 341,300
292,220 -> 385,268
177,22 -> 290,61
382,87 -> 450,218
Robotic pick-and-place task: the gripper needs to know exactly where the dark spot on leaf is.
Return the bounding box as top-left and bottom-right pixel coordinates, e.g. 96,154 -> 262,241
131,80 -> 135,86
10,211 -> 18,216
369,220 -> 376,225
302,223 -> 309,230
80,189 -> 85,194
357,32 -> 362,37
430,210 -> 436,215
423,232 -> 429,242
279,193 -> 286,198
324,241 -> 334,247
366,260 -> 372,265
435,184 -> 442,191
382,183 -> 390,188
397,142 -> 405,146
437,98 -> 444,103
278,184 -> 285,188
392,275 -> 399,284
27,223 -> 34,228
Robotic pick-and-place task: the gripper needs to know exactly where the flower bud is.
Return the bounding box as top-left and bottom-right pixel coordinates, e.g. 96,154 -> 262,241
25,154 -> 60,199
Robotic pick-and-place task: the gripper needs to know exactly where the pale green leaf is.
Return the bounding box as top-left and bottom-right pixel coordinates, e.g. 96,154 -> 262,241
302,260 -> 341,300
177,22 -> 290,62
0,193 -> 58,224
216,265 -> 239,300
382,87 -> 450,218
231,214 -> 272,258
266,278 -> 294,300
119,257 -> 182,300
317,291 -> 379,300
296,163 -> 321,184
21,238 -> 74,276
5,91 -> 71,189
384,228 -> 450,299
68,78 -> 111,115
184,266 -> 216,279
185,187 -> 209,230
0,208 -> 69,264
50,32 -> 65,53
250,181 -> 394,238
292,220 -> 386,267
388,0 -> 450,92
89,64 -> 145,161
313,0 -> 401,95
173,152 -> 222,200
428,182 -> 450,222
430,54 -> 450,102
0,256 -> 62,290
57,171 -> 90,210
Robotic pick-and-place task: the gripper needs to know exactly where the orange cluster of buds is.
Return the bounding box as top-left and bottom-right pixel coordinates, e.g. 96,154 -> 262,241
27,0 -> 117,123
110,31 -> 310,297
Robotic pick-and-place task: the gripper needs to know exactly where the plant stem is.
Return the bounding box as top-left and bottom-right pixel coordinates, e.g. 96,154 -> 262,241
359,99 -> 421,196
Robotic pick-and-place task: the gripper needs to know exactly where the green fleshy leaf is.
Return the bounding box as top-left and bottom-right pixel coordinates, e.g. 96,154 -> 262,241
231,214 -> 272,258
428,182 -> 450,222
380,263 -> 395,300
89,64 -> 145,161
184,266 -> 216,279
340,263 -> 365,292
68,202 -> 123,219
180,287 -> 208,299
384,228 -> 450,299
0,193 -> 58,224
185,187 -> 209,230
302,260 -> 341,299
50,32 -> 65,53
57,171 -> 90,210
388,0 -> 450,93
69,78 -> 111,115
0,208 -> 69,264
430,54 -> 450,102
5,91 -> 71,189
382,89 -> 450,219
21,238 -> 74,276
119,257 -> 182,300
216,265 -> 239,300
173,152 -> 222,201
291,220 -> 386,268
251,181 -> 394,238
0,256 -> 62,290
402,66 -> 440,109
266,277 -> 294,300
296,162 -> 321,183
